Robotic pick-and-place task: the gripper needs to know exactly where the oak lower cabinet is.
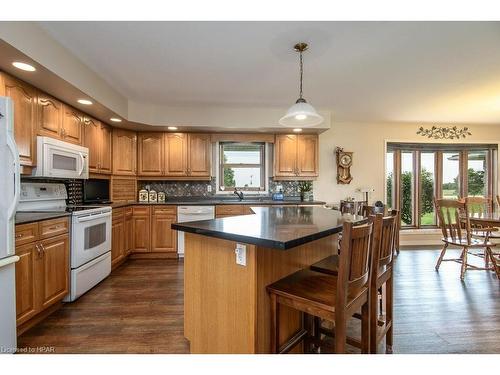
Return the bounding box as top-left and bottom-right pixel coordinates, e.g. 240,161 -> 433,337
132,206 -> 151,253
1,73 -> 37,171
215,205 -> 254,218
112,129 -> 137,176
84,117 -> 112,174
151,206 -> 177,253
274,134 -> 319,179
125,208 -> 134,255
14,218 -> 70,334
111,208 -> 127,268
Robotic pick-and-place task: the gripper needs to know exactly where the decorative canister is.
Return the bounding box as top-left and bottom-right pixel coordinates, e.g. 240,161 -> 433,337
149,190 -> 157,203
158,192 -> 166,203
138,189 -> 149,202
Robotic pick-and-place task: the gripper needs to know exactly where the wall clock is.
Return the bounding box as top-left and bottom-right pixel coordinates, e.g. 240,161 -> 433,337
336,147 -> 353,184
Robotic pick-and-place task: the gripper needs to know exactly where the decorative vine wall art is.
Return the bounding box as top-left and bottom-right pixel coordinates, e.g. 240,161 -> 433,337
416,126 -> 471,140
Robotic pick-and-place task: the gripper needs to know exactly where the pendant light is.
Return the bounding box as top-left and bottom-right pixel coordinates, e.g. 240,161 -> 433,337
279,42 -> 323,127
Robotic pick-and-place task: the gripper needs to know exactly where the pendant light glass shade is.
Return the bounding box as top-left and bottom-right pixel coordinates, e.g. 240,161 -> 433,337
279,99 -> 324,127
280,42 -> 323,128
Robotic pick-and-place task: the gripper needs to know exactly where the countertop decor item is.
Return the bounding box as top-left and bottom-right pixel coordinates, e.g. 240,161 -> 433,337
298,181 -> 312,201
336,147 -> 353,184
158,192 -> 166,203
417,126 -> 471,139
279,42 -> 323,127
138,189 -> 149,202
149,190 -> 157,203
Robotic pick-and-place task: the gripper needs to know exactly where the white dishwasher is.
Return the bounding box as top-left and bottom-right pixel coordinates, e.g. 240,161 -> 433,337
177,206 -> 215,256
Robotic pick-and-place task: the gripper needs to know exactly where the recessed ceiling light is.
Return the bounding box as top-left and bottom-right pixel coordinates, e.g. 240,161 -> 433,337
293,128 -> 303,132
77,99 -> 93,105
110,118 -> 122,123
167,126 -> 178,130
12,62 -> 36,72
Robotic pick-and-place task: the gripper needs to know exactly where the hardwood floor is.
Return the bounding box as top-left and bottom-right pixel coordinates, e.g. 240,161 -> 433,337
17,249 -> 500,354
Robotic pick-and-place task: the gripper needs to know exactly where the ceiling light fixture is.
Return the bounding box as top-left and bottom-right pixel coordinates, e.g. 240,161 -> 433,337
167,126 -> 178,130
77,99 -> 93,105
293,128 -> 303,132
12,62 -> 36,72
110,118 -> 122,122
279,43 -> 323,128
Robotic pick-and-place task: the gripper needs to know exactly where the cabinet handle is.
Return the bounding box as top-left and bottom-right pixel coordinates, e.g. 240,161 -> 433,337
35,244 -> 42,258
40,243 -> 46,256
15,233 -> 23,239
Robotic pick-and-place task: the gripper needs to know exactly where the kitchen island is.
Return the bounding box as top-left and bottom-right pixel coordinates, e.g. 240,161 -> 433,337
172,206 -> 366,354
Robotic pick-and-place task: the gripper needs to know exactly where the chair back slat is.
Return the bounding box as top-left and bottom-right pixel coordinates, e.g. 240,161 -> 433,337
465,196 -> 492,217
378,210 -> 398,269
435,198 -> 471,243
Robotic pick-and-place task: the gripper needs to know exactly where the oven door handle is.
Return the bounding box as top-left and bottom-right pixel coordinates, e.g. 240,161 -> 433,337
76,212 -> 111,223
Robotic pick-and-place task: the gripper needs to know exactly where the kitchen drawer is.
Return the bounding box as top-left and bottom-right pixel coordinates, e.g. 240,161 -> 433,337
153,206 -> 176,216
39,217 -> 69,239
133,206 -> 151,216
112,207 -> 125,220
15,223 -> 39,246
125,207 -> 133,218
215,205 -> 245,216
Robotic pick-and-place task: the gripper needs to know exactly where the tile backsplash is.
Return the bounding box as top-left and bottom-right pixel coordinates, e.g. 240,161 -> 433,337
137,178 -> 313,198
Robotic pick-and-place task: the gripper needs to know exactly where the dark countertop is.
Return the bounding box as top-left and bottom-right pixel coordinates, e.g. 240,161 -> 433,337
109,198 -> 326,209
172,206 -> 366,250
15,211 -> 71,225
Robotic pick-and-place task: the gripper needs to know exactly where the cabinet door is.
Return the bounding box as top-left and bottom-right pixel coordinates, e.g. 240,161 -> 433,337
132,208 -> 151,252
125,210 -> 134,255
297,134 -> 319,177
37,93 -> 63,140
137,133 -> 164,176
15,243 -> 38,325
188,133 -> 211,177
62,104 -> 83,145
164,133 -> 187,176
111,217 -> 125,267
112,129 -> 137,175
151,214 -> 177,253
3,75 -> 37,167
37,234 -> 70,310
84,117 -> 101,173
274,134 -> 298,177
99,124 -> 113,174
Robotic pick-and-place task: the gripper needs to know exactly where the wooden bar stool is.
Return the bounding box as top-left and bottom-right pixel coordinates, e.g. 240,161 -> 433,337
435,198 -> 497,280
310,211 -> 398,353
266,216 -> 382,354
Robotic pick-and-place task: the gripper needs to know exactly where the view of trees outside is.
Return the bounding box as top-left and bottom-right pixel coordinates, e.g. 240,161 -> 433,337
221,143 -> 263,190
386,151 -> 487,226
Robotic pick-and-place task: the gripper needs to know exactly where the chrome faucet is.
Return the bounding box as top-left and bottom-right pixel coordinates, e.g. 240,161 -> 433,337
233,188 -> 244,201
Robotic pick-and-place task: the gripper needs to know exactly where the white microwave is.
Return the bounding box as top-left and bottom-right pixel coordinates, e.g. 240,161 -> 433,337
34,136 -> 89,179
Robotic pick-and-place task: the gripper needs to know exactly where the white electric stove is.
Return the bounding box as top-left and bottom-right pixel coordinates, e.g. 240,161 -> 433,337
17,182 -> 112,301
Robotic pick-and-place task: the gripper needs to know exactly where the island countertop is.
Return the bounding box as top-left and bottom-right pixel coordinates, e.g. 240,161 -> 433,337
172,206 -> 366,250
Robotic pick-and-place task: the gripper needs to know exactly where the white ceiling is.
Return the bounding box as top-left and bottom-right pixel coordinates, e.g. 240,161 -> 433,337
37,21 -> 500,124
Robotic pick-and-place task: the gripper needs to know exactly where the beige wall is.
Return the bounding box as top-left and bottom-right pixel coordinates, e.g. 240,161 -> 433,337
315,120 -> 500,205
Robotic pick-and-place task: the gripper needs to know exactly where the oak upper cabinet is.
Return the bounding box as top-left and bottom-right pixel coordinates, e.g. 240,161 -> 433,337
61,104 -> 84,145
164,133 -> 187,176
112,129 -> 137,176
151,206 -> 177,253
37,93 -> 63,139
187,133 -> 211,177
137,133 -> 164,176
83,117 -> 112,174
1,73 -> 37,169
274,134 -> 318,179
37,95 -> 84,145
297,134 -> 319,177
274,134 -> 298,177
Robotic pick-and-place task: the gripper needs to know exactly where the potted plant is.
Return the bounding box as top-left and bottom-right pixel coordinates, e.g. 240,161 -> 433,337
298,181 -> 312,202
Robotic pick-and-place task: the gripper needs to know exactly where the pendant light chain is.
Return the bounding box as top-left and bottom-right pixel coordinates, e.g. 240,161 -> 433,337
299,50 -> 304,100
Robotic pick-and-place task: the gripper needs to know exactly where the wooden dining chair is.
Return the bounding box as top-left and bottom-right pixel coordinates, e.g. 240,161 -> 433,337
496,195 -> 500,212
434,198 -> 497,280
465,196 -> 493,216
310,210 -> 398,353
267,216 -> 382,354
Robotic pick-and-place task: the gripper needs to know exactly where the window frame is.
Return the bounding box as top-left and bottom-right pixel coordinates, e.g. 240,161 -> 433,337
217,141 -> 267,192
386,143 -> 496,229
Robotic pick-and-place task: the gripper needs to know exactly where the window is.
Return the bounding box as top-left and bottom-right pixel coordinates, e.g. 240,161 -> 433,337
218,142 -> 266,191
386,143 -> 496,229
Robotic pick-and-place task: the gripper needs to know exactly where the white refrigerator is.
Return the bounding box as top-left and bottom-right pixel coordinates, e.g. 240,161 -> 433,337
0,97 -> 21,354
